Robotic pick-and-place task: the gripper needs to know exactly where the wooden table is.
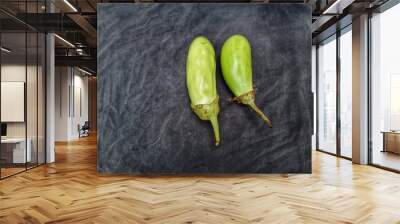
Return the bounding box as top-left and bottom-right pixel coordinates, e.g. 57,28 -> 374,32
1,138 -> 31,164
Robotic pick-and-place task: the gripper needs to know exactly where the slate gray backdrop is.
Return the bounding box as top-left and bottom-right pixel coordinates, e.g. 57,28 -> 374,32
98,3 -> 312,173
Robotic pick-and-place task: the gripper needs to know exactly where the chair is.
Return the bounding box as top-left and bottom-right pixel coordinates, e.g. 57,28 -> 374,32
78,121 -> 90,138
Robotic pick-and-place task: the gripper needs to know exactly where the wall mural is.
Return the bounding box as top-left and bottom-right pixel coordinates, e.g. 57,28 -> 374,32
98,3 -> 312,173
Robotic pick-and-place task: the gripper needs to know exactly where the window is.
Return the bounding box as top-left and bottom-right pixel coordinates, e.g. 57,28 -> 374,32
340,28 -> 352,158
312,46 -> 317,150
370,2 -> 400,171
317,36 -> 337,154
316,25 -> 353,158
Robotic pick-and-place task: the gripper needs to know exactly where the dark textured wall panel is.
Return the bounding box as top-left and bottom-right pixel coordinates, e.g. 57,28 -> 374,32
98,3 -> 312,174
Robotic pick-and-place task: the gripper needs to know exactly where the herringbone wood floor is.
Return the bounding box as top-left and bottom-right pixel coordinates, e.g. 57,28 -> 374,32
1,135 -> 400,224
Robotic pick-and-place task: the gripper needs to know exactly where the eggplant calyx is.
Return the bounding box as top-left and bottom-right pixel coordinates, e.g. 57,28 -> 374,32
191,97 -> 221,146
191,96 -> 220,120
234,90 -> 256,105
236,90 -> 273,128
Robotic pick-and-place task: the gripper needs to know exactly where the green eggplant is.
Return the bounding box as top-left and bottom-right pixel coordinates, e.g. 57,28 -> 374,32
186,36 -> 220,146
221,34 -> 272,128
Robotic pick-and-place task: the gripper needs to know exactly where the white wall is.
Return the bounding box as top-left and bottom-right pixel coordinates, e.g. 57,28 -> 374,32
55,67 -> 69,141
55,67 -> 89,141
72,73 -> 89,138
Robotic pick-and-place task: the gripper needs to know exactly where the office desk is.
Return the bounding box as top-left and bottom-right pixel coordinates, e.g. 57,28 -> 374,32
1,138 -> 31,163
382,131 -> 400,154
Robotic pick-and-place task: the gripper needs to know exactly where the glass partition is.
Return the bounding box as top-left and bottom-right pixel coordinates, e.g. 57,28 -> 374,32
27,30 -> 38,169
339,28 -> 352,158
38,32 -> 45,165
312,46 -> 317,150
317,36 -> 337,154
0,1 -> 46,179
1,31 -> 28,177
370,3 -> 400,171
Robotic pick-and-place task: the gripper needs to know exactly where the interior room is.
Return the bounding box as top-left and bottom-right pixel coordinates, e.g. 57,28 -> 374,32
0,0 -> 400,223
0,14 -> 46,178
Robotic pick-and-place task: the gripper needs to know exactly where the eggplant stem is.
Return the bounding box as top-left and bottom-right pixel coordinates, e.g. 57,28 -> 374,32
210,115 -> 220,146
249,102 -> 273,128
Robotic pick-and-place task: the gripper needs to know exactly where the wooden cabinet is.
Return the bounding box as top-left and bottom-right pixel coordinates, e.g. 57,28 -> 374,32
382,132 -> 400,154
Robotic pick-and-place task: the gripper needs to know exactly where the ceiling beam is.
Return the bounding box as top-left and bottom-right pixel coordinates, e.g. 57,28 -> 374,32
13,13 -> 82,32
67,13 -> 97,46
322,0 -> 356,14
55,55 -> 96,71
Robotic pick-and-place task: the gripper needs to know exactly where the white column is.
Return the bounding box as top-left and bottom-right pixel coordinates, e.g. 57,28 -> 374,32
46,33 -> 55,163
352,14 -> 369,164
46,1 -> 55,163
